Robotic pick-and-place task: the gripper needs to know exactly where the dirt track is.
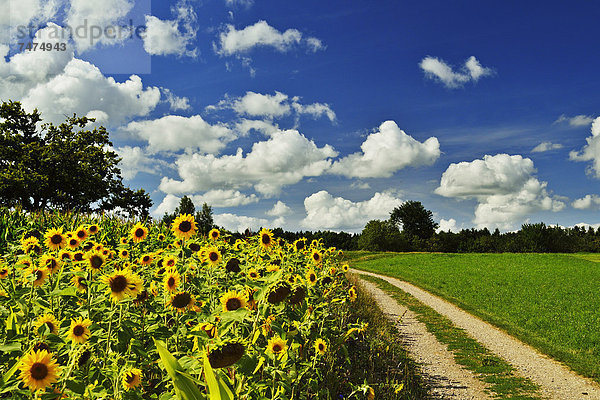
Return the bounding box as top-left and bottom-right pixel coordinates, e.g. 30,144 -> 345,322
352,269 -> 600,400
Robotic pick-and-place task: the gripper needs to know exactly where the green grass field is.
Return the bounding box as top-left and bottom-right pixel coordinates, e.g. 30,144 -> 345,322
346,251 -> 600,381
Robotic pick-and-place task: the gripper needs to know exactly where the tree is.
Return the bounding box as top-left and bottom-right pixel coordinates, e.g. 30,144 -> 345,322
389,200 -> 438,240
196,202 -> 214,236
0,100 -> 151,217
358,220 -> 409,252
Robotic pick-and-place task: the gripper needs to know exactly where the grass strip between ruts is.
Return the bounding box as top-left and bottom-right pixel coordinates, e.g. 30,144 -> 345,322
357,274 -> 544,400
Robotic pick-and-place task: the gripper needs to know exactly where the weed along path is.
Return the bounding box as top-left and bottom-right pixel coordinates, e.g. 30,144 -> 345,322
352,268 -> 600,400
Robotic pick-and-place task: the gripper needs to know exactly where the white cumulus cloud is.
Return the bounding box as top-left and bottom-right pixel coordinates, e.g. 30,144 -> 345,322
114,145 -> 163,180
420,56 -> 493,88
435,154 -> 565,230
301,190 -> 403,231
191,190 -> 258,207
266,201 -> 292,217
330,121 -> 440,178
572,194 -> 600,210
143,0 -> 198,57
123,115 -> 235,154
215,20 -> 324,56
159,129 -> 337,197
214,213 -> 269,233
569,117 -> 600,178
437,218 -> 459,233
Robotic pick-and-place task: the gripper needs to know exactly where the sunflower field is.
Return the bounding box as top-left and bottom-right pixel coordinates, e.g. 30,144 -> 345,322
0,210 -> 376,399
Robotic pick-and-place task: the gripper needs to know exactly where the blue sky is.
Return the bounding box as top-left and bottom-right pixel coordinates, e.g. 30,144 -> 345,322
2,0 -> 600,232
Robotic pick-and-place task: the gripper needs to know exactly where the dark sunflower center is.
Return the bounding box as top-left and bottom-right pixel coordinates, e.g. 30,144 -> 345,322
77,230 -> 86,238
209,252 -> 219,262
32,342 -> 50,352
167,260 -> 175,266
313,253 -> 320,261
45,322 -> 55,332
251,272 -> 257,278
168,277 -> 175,287
90,255 -> 103,269
69,239 -> 78,246
50,234 -> 62,245
296,242 -> 304,250
310,274 -> 316,282
135,228 -> 144,238
225,298 -> 241,311
211,232 -> 218,238
0,269 -> 7,275
35,270 -> 43,281
74,253 -> 83,261
110,275 -> 128,293
48,259 -> 57,269
121,251 -> 128,256
143,256 -> 150,262
189,243 -> 200,252
261,234 -> 271,245
318,343 -> 325,351
73,325 -> 85,336
272,344 -> 282,353
172,292 -> 192,308
178,221 -> 192,232
126,373 -> 136,383
30,362 -> 48,380
89,226 -> 98,233
61,253 -> 70,260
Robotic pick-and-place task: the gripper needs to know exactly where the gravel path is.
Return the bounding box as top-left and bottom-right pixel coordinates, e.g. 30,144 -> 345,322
359,279 -> 492,399
352,268 -> 600,400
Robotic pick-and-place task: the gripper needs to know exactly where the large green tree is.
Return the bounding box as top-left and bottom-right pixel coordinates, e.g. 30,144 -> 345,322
0,100 -> 151,217
389,200 -> 438,240
162,196 -> 215,235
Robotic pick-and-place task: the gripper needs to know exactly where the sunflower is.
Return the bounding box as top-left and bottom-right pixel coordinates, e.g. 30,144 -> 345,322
118,249 -> 129,259
0,266 -> 10,279
220,291 -> 247,312
44,228 -> 67,251
293,238 -> 306,252
17,349 -> 61,392
225,258 -> 241,273
171,214 -> 197,240
87,224 -> 100,235
169,291 -> 195,312
247,268 -> 260,280
34,314 -> 61,335
163,255 -> 177,269
67,317 -> 92,344
122,368 -> 142,390
314,338 -> 327,355
58,250 -> 72,261
198,322 -> 217,338
130,223 -> 148,244
71,275 -> 87,293
328,267 -> 336,275
206,247 -> 222,266
66,236 -> 80,250
348,286 -> 357,302
157,233 -> 166,242
40,254 -> 61,274
266,264 -> 280,273
258,229 -> 274,251
266,282 -> 291,304
287,286 -> 306,305
306,269 -> 318,286
74,226 -> 88,242
266,336 -> 287,355
310,249 -> 322,265
342,264 -> 349,273
208,342 -> 245,368
163,270 -> 181,292
22,236 -> 41,254
119,237 -> 129,245
209,228 -> 220,241
84,251 -> 106,274
139,253 -> 154,266
26,266 -> 49,287
188,242 -> 201,252
101,269 -> 142,302
17,258 -> 32,269
72,251 -> 84,263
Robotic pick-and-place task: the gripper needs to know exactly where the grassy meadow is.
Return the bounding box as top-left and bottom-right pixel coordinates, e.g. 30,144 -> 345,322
347,251 -> 600,381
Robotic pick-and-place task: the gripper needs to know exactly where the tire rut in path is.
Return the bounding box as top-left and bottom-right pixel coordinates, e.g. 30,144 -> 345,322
352,269 -> 600,400
358,278 -> 492,399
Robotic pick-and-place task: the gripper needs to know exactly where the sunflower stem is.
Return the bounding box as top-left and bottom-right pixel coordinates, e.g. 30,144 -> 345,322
106,302 -> 115,355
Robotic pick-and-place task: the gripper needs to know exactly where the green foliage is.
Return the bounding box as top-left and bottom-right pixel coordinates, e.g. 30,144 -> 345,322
389,201 -> 437,240
358,220 -> 409,252
0,100 -> 151,217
